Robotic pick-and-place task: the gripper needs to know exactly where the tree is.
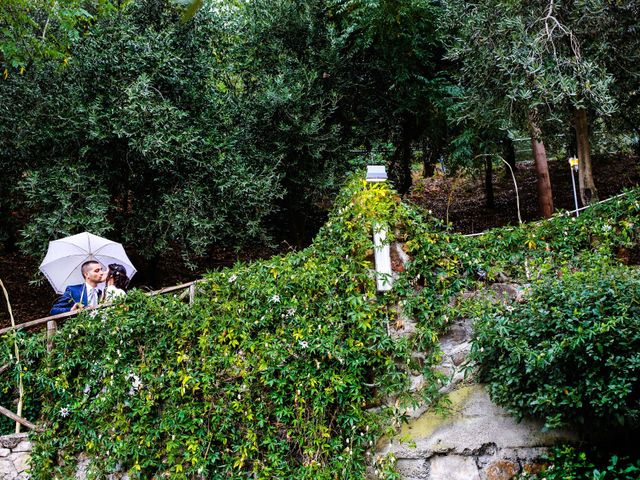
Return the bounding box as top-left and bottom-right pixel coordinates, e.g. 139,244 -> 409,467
0,0 -> 283,274
328,0 -> 448,194
444,0 -> 616,216
0,0 -> 117,74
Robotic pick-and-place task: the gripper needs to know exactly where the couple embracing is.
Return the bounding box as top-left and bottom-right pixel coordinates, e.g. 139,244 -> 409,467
50,261 -> 129,315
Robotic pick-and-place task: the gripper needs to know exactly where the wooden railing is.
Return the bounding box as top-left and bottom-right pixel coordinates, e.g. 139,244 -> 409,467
0,280 -> 200,337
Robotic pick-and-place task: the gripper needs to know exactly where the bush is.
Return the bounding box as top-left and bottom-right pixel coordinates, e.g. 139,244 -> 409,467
518,446 -> 640,480
472,263 -> 640,430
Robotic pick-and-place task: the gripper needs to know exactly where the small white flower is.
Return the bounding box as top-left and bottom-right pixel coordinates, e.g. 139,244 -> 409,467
59,407 -> 70,418
299,341 -> 309,349
270,294 -> 280,303
286,307 -> 296,317
83,384 -> 91,395
89,310 -> 98,318
602,224 -> 612,232
228,274 -> 238,283
126,373 -> 143,395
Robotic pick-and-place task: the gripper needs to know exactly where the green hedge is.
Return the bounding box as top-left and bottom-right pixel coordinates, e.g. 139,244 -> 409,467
517,446 -> 640,479
472,262 -> 640,430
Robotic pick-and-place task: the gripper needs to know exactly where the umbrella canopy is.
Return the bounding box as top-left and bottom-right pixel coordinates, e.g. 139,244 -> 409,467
40,232 -> 137,294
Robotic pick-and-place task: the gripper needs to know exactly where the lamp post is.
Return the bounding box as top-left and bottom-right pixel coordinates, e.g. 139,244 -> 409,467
366,166 -> 393,292
568,157 -> 580,216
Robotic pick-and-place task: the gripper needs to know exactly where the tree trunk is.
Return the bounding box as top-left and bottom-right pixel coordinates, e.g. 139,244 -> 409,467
485,156 -> 495,209
574,108 -> 598,205
502,136 -> 516,173
146,254 -> 161,289
528,112 -> 554,218
423,137 -> 444,178
389,120 -> 414,195
422,142 -> 437,178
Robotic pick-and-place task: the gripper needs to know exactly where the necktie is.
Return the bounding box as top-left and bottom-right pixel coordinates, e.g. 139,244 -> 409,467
88,288 -> 97,307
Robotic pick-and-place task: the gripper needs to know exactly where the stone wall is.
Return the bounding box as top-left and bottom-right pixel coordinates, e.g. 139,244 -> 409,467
0,434 -> 30,480
375,288 -> 579,480
376,384 -> 576,480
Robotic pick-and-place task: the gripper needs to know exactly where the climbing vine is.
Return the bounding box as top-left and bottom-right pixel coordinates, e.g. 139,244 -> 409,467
2,178 -> 640,477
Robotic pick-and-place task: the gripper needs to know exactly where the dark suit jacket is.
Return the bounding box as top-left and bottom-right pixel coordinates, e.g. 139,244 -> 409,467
50,284 -> 101,315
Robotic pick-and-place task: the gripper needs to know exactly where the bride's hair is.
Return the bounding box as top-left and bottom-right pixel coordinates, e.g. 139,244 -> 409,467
107,263 -> 130,290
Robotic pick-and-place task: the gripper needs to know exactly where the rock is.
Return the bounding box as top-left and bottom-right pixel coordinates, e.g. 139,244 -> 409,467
0,450 -> 9,459
410,375 -> 425,392
439,319 -> 473,352
489,284 -> 523,303
448,324 -> 469,343
522,461 -> 546,475
411,352 -> 426,368
394,243 -> 411,266
0,458 -> 18,478
75,453 -> 90,480
390,305 -> 418,338
451,350 -> 468,367
483,459 -> 519,480
0,435 -> 28,450
428,455 -> 480,480
12,442 -> 31,453
381,385 -> 577,460
395,459 -> 428,480
12,452 -> 29,474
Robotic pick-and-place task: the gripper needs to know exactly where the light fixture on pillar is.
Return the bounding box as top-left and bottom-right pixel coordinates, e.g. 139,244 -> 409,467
366,165 -> 388,182
366,165 -> 393,292
568,157 -> 580,216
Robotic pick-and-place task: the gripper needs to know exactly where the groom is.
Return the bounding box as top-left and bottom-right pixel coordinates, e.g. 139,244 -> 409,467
50,261 -> 106,315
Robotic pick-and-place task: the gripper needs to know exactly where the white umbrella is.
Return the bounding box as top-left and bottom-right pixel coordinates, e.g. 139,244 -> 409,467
40,232 -> 137,294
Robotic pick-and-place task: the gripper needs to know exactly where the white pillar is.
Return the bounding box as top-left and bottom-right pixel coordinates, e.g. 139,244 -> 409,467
373,223 -> 393,292
366,165 -> 393,292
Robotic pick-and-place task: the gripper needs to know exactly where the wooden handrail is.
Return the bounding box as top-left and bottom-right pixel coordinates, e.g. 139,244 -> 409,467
0,405 -> 43,432
0,309 -> 82,336
0,280 -> 203,336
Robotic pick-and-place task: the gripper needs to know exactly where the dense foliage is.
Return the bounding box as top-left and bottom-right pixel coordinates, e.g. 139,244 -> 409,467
1,1 -> 285,262
1,0 -> 448,262
3,176 -> 640,475
1,178 -> 447,478
517,446 -> 640,480
472,263 -> 640,429
0,0 -> 117,73
458,190 -> 640,431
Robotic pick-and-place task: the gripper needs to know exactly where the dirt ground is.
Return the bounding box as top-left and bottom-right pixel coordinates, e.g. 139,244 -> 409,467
407,153 -> 640,234
1,153 -> 638,328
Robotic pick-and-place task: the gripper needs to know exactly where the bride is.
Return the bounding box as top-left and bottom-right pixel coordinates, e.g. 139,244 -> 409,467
102,263 -> 130,302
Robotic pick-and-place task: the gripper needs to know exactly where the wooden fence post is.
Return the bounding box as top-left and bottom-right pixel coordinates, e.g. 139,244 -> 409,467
47,320 -> 57,352
188,284 -> 196,305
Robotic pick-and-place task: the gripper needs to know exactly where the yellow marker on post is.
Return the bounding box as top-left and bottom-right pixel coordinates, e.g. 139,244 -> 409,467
568,157 -> 580,216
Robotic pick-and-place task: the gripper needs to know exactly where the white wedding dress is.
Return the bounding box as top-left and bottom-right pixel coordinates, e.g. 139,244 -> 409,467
105,285 -> 126,302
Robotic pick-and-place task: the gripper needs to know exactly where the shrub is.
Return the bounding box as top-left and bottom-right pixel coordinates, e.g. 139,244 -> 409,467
472,262 -> 640,430
517,446 -> 640,479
